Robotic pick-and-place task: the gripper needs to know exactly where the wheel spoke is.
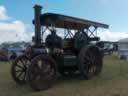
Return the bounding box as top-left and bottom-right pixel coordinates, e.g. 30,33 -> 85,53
44,69 -> 55,80
43,64 -> 51,73
22,72 -> 26,81
17,71 -> 24,78
20,59 -> 25,65
36,60 -> 43,72
84,55 -> 90,61
20,59 -> 26,68
30,69 -> 42,81
16,64 -> 23,69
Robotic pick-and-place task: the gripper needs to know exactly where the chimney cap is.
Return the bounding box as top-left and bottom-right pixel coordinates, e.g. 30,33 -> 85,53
33,5 -> 43,9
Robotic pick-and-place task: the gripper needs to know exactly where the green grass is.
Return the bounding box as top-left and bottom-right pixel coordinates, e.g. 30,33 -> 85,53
0,54 -> 128,96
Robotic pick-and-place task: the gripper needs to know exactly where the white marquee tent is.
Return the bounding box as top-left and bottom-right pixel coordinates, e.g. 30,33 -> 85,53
118,38 -> 128,60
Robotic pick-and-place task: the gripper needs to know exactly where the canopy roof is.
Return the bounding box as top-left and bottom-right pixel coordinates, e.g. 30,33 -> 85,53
40,13 -> 109,30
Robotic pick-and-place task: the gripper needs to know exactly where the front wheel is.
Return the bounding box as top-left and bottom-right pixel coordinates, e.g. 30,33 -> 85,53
11,55 -> 31,85
26,55 -> 57,91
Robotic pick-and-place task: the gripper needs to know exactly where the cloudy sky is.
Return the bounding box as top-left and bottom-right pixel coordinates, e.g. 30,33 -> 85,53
0,0 -> 128,43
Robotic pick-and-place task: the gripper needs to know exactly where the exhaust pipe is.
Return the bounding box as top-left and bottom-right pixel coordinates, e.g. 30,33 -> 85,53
33,5 -> 42,46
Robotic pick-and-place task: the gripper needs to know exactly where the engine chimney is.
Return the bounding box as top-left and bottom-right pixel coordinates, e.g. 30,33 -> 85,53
33,5 -> 42,46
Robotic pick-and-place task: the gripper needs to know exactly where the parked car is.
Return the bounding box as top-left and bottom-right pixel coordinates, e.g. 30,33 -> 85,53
7,48 -> 25,60
96,41 -> 114,55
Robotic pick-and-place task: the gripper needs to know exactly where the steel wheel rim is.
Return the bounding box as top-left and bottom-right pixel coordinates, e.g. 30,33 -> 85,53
27,56 -> 56,90
12,56 -> 30,84
83,48 -> 96,77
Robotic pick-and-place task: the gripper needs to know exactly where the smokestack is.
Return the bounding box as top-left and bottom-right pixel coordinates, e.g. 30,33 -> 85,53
33,5 -> 42,46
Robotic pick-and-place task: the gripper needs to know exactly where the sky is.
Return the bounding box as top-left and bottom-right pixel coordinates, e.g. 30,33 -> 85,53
0,0 -> 128,43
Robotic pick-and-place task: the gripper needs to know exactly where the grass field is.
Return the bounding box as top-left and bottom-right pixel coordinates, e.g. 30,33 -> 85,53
0,54 -> 128,96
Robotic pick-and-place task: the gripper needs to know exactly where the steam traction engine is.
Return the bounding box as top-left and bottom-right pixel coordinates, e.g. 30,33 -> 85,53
11,5 -> 109,91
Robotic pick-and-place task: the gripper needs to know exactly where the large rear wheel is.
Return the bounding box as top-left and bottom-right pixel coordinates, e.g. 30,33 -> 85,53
79,46 -> 103,79
26,55 -> 57,91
